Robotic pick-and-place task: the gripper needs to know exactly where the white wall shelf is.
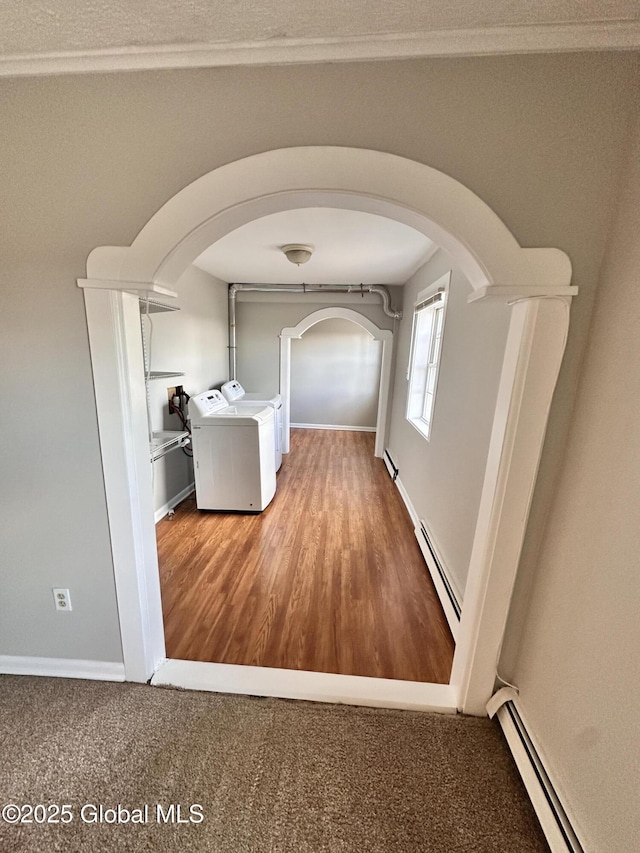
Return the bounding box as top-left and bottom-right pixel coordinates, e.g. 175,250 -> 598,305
138,297 -> 180,314
150,430 -> 190,462
139,299 -> 184,458
148,371 -> 184,380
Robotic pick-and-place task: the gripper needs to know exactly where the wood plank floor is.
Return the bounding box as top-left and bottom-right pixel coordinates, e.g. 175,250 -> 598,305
156,429 -> 454,683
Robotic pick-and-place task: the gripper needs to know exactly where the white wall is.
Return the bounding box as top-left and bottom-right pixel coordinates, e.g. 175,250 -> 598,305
387,251 -> 510,597
0,54 -> 636,668
290,318 -> 382,428
500,104 -> 640,853
146,265 -> 228,515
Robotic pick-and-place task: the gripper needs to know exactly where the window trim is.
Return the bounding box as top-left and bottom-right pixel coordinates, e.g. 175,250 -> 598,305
406,271 -> 450,440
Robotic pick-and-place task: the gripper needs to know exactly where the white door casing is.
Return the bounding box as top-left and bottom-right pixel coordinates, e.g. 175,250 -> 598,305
78,147 -> 576,713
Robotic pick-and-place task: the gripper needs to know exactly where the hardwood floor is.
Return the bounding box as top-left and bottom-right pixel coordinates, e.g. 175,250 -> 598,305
156,429 -> 455,683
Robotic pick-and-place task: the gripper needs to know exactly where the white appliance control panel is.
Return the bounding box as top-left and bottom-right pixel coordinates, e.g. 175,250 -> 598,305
221,380 -> 245,401
190,389 -> 229,416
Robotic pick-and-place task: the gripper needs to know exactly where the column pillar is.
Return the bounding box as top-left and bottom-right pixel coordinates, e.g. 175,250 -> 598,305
451,296 -> 572,714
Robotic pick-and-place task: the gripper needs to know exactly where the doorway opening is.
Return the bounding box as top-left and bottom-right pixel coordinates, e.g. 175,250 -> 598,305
155,296 -> 455,684
79,147 -> 575,714
280,307 -> 394,457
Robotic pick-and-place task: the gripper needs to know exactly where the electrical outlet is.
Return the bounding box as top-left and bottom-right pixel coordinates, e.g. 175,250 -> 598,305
53,588 -> 72,612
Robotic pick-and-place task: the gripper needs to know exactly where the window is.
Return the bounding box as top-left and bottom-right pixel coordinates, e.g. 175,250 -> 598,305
406,272 -> 449,440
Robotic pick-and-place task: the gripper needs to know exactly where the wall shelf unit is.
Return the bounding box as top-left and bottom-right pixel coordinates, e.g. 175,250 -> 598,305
138,297 -> 185,462
150,430 -> 190,462
139,297 -> 180,314
148,371 -> 184,380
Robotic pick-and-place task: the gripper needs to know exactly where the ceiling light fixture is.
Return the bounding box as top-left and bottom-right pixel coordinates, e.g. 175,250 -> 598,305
282,244 -> 314,266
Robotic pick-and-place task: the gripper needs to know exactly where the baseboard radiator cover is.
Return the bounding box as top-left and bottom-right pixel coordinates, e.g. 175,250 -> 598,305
383,449 -> 399,482
418,520 -> 461,639
497,698 -> 584,853
384,460 -> 461,640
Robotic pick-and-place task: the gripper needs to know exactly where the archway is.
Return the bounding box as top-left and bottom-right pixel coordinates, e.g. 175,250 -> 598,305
279,307 -> 393,458
78,147 -> 576,714
83,147 -> 572,295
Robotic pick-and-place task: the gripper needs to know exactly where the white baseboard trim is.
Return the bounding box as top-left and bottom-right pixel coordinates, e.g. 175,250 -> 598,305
497,699 -> 584,853
154,482 -> 195,524
0,655 -> 125,682
152,659 -> 458,713
290,423 -> 376,432
394,477 -> 461,641
395,476 -> 420,527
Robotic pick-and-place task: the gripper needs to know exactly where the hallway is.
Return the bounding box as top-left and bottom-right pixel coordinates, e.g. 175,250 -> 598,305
157,429 -> 455,682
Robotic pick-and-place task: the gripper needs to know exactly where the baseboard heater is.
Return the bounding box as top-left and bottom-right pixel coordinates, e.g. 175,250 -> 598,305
383,449 -> 399,482
419,521 -> 461,621
497,699 -> 584,853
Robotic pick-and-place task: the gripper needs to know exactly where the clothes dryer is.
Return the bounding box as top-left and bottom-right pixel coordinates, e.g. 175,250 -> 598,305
220,380 -> 283,471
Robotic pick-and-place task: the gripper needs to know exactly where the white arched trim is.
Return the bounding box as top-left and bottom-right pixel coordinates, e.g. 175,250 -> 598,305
77,146 -> 577,715
83,147 -> 574,300
283,306 -> 389,340
279,308 -> 393,458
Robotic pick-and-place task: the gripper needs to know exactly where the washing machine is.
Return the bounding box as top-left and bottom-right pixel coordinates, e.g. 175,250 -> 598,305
189,390 -> 276,512
221,380 -> 284,472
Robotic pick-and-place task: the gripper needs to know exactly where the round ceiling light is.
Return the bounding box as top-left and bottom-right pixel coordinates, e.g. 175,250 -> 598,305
282,244 -> 314,265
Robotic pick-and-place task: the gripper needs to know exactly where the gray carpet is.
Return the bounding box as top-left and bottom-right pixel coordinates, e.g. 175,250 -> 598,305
0,676 -> 549,852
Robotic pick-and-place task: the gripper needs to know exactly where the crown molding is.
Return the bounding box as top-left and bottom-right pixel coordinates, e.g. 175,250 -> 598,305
1,21 -> 639,78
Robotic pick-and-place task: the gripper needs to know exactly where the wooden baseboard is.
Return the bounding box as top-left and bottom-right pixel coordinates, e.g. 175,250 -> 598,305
0,655 -> 125,681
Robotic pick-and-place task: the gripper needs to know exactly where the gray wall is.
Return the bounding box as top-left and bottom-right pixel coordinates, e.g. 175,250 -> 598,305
148,265 -> 228,515
235,292 -> 397,396
291,319 -> 382,428
500,104 -> 640,853
0,54 -> 637,842
387,252 -> 510,597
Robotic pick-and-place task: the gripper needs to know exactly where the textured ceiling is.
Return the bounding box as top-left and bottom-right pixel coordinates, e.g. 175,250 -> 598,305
1,0 -> 639,55
194,208 -> 435,286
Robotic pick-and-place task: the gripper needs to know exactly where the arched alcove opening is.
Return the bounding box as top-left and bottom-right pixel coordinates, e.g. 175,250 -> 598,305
279,307 -> 393,457
290,319 -> 382,432
79,146 -> 576,714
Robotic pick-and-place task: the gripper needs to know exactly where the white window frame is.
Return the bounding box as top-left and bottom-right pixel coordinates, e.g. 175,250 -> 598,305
406,271 -> 450,440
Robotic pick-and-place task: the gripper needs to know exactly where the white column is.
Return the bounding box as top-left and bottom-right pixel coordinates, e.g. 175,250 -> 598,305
451,296 -> 571,715
83,288 -> 166,681
279,335 -> 292,454
374,336 -> 393,458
